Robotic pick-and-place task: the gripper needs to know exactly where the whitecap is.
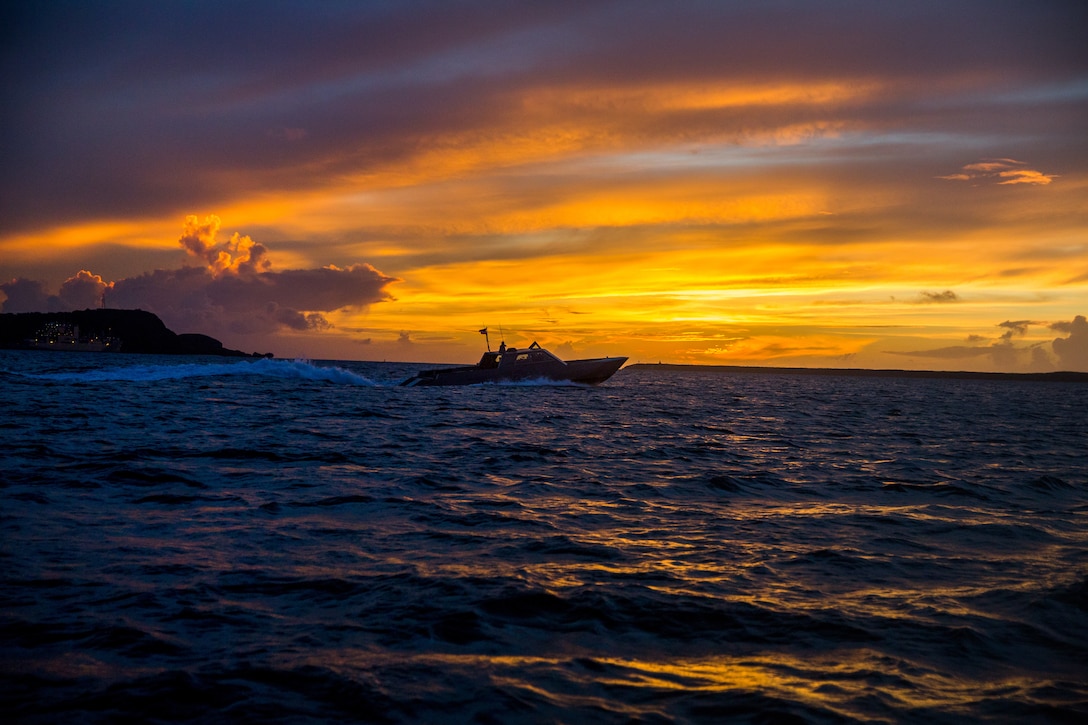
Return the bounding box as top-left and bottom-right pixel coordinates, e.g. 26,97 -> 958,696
24,358 -> 379,386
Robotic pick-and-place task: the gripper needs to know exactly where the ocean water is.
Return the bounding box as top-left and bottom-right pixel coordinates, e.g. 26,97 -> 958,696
1,350 -> 1086,723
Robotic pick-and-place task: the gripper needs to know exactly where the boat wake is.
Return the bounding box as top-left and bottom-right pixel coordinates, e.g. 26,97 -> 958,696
20,358 -> 379,386
486,377 -> 590,387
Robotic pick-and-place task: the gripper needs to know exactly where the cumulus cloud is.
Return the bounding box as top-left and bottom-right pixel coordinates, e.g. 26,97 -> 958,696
1,270 -> 110,313
125,262 -> 392,336
886,317 -> 1059,371
2,218 -> 399,342
58,270 -> 110,309
988,339 -> 1019,369
179,214 -> 271,276
939,158 -> 1055,186
104,260 -> 396,337
1028,345 -> 1053,373
0,278 -> 53,313
883,316 -> 1088,372
1051,315 -> 1088,371
178,214 -> 221,261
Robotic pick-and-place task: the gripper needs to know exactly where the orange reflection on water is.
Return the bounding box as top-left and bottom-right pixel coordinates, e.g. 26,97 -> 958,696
296,649 -> 1011,719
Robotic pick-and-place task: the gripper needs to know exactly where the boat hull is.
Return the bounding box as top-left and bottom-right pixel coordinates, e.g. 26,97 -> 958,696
401,355 -> 626,387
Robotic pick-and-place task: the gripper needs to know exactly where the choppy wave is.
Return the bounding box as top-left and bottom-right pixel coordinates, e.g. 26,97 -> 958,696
13,359 -> 589,389
1,351 -> 1086,723
17,357 -> 378,386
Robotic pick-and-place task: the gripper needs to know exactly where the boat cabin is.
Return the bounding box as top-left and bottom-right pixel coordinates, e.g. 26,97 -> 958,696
476,341 -> 564,369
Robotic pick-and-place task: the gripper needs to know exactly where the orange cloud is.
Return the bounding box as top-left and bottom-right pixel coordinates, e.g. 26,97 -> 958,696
179,214 -> 272,276
939,158 -> 1054,185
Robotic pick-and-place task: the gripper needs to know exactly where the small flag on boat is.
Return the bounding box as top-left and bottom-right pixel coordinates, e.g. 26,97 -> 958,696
479,328 -> 487,335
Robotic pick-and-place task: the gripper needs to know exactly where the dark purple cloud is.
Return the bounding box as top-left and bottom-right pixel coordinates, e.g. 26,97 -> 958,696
102,262 -> 394,336
2,218 -> 398,339
0,270 -> 108,312
58,270 -> 110,309
2,1 -> 1085,233
0,277 -> 53,313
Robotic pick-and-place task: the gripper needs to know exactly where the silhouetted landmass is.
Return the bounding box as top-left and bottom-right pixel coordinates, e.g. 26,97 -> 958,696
626,362 -> 1088,383
0,309 -> 272,357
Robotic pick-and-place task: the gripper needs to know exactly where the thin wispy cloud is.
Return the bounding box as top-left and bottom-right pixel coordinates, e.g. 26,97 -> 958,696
939,158 -> 1055,185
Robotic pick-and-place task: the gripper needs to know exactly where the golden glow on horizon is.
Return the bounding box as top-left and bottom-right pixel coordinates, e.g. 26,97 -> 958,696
0,220 -> 158,261
3,67 -> 1085,371
5,168 -> 1085,370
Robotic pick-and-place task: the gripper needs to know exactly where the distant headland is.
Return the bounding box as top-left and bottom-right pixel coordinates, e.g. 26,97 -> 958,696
0,309 -> 272,358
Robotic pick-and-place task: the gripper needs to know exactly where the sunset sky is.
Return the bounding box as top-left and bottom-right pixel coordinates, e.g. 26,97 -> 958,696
3,1 -> 1086,370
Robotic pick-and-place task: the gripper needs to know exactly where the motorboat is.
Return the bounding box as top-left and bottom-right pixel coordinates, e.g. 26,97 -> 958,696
399,341 -> 627,387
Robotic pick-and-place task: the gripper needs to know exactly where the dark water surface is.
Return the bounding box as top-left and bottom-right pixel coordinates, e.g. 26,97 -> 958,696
2,350 -> 1086,723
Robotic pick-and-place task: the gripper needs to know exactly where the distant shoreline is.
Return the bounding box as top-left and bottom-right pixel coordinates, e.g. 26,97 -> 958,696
0,309 -> 272,358
624,362 -> 1088,383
